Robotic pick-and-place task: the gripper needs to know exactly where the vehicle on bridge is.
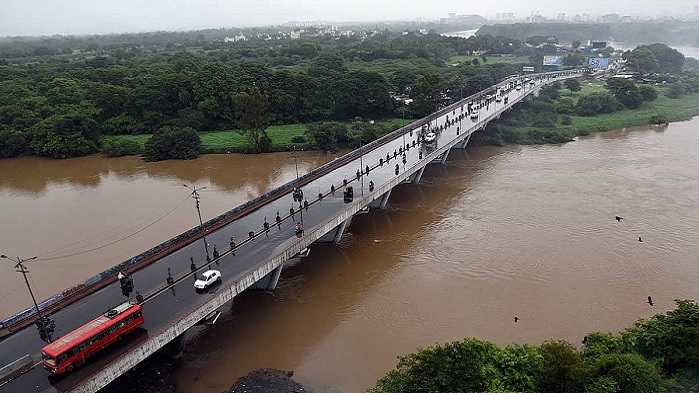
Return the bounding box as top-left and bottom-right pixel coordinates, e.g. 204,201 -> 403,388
343,186 -> 354,203
424,132 -> 437,144
194,270 -> 222,290
470,111 -> 479,120
41,301 -> 144,374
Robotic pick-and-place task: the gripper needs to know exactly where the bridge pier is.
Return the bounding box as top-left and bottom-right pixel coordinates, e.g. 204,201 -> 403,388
368,189 -> 392,209
439,151 -> 449,164
251,264 -> 283,290
317,216 -> 352,243
410,166 -> 426,184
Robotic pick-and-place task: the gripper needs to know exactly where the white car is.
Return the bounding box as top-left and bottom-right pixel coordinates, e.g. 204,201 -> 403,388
194,270 -> 221,289
470,111 -> 479,120
424,132 -> 437,143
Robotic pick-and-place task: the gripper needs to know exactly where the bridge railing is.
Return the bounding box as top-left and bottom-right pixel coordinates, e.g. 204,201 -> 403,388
0,69 -> 584,333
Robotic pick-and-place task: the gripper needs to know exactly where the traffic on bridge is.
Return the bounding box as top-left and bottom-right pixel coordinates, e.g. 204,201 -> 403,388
0,69 -> 582,393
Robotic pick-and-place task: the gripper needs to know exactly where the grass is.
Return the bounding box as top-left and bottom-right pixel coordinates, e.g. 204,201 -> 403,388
498,86 -> 699,145
106,119 -> 415,153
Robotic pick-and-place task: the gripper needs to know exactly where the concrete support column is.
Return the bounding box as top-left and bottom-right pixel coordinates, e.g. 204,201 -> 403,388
411,166 -> 426,184
317,216 -> 353,243
439,151 -> 449,164
368,189 -> 392,209
251,264 -> 283,290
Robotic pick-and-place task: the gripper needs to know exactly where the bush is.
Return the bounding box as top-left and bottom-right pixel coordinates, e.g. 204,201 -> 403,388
561,115 -> 573,125
101,138 -> 141,157
638,85 -> 658,102
575,91 -> 620,116
665,82 -> 685,98
291,135 -> 306,144
649,113 -> 668,124
143,126 -> 202,161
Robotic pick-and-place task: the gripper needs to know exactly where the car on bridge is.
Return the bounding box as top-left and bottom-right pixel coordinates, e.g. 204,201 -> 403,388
424,132 -> 437,143
194,270 -> 222,290
470,111 -> 479,120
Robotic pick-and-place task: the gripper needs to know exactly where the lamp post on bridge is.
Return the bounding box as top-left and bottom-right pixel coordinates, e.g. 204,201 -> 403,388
292,145 -> 299,180
183,184 -> 210,261
1,254 -> 52,343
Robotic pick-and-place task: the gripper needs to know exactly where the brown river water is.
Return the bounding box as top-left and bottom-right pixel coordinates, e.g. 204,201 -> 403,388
1,121 -> 698,392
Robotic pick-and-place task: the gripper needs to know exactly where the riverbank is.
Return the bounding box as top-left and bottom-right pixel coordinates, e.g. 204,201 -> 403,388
489,82 -> 699,145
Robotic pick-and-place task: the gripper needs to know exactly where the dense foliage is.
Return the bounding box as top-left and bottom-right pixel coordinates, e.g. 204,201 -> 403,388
371,300 -> 698,393
0,28 -> 542,159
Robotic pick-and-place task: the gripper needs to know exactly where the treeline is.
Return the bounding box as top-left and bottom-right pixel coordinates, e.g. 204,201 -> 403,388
370,299 -> 699,393
0,30 -> 541,159
478,20 -> 699,46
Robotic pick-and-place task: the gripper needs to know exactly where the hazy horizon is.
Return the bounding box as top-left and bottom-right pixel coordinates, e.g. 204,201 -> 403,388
2,0 -> 698,37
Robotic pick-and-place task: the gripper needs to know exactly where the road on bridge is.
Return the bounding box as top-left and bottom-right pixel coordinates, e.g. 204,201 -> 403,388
0,71 -> 578,393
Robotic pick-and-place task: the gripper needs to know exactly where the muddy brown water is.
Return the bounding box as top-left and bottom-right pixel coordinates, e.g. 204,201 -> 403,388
1,121 -> 698,393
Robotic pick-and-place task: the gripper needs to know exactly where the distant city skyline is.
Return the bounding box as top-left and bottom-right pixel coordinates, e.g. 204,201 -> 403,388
1,0 -> 698,37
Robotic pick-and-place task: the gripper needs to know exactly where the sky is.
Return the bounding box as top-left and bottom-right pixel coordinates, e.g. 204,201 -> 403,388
1,0 -> 698,37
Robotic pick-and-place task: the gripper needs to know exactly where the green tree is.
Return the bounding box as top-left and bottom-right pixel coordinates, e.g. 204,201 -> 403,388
575,91 -> 620,116
605,78 -> 643,109
413,74 -> 442,118
572,40 -> 582,49
539,340 -> 585,393
586,353 -> 667,393
638,85 -> 658,102
627,299 -> 699,372
665,82 -> 685,99
564,78 -> 582,94
370,338 -> 501,393
233,87 -> 272,152
143,126 -> 202,161
305,122 -> 347,153
622,47 -> 659,74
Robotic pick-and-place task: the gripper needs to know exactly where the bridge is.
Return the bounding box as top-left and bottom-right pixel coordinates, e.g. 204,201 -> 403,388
0,69 -> 583,393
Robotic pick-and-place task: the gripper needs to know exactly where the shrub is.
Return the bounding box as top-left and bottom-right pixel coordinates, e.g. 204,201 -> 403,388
638,85 -> 658,102
649,113 -> 668,124
291,135 -> 306,144
143,126 -> 202,161
561,115 -> 573,125
101,138 -> 141,157
665,82 -> 685,98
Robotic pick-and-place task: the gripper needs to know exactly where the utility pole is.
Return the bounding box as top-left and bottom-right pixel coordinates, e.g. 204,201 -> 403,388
293,146 -> 299,179
1,254 -> 52,342
183,184 -> 210,261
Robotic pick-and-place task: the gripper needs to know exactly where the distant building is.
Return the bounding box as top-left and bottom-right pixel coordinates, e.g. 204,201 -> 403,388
290,30 -> 301,40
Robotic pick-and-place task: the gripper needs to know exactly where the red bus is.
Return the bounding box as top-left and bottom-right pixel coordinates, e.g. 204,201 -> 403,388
41,301 -> 144,374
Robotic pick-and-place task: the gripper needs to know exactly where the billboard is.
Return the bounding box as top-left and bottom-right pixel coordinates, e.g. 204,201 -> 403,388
588,57 -> 609,69
522,66 -> 535,72
543,56 -> 563,66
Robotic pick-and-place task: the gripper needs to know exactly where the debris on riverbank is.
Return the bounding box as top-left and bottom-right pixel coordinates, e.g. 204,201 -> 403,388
226,368 -> 306,393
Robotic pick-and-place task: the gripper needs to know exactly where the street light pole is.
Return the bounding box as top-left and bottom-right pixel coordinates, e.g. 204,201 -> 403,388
1,254 -> 51,342
293,145 -> 299,179
183,184 -> 210,261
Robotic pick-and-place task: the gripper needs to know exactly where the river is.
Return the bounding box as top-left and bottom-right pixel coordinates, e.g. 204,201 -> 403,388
1,120 -> 698,392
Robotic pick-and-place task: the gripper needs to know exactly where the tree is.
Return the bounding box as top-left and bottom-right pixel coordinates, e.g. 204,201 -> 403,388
233,87 -> 272,152
605,78 -> 643,109
627,299 -> 699,372
622,47 -> 659,74
564,78 -> 582,94
413,74 -> 442,118
143,126 -> 202,161
575,91 -> 620,116
638,85 -> 658,102
305,122 -> 347,153
572,40 -> 582,49
586,353 -> 668,393
665,82 -> 685,99
539,340 -> 584,393
101,138 -> 141,157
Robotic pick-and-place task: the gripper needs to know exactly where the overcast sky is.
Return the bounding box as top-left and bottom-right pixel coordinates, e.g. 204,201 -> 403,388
2,0 -> 698,37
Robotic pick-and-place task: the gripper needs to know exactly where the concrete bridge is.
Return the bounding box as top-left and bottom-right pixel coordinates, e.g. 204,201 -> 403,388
0,69 -> 583,393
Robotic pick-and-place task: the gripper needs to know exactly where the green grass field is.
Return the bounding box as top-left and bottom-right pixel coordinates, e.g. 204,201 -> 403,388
106,119 -> 414,153
503,85 -> 699,143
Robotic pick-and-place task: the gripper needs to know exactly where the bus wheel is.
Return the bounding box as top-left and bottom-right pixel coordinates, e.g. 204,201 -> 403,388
66,364 -> 74,373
